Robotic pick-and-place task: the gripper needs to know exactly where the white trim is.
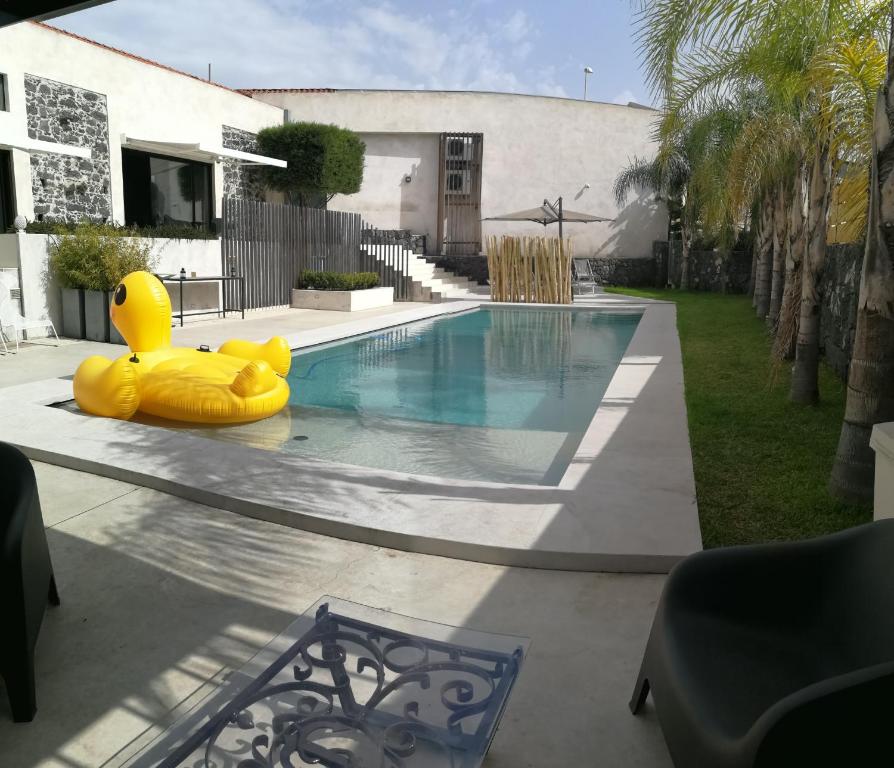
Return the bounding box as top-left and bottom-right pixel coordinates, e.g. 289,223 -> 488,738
0,133 -> 91,159
216,146 -> 287,168
121,135 -> 286,168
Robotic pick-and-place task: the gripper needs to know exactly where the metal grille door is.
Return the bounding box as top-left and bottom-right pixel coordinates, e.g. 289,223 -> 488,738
438,133 -> 483,255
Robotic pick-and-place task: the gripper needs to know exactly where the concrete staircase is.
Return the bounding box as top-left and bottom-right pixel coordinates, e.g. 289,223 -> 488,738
362,243 -> 488,302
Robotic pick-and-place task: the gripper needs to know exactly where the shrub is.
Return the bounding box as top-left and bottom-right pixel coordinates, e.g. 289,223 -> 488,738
257,122 -> 365,207
23,219 -> 216,240
49,222 -> 155,291
297,270 -> 379,291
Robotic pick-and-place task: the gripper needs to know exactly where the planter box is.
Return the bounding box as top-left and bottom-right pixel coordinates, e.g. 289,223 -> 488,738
872,423 -> 894,520
290,286 -> 394,312
61,288 -> 86,339
84,290 -> 110,342
106,291 -> 126,345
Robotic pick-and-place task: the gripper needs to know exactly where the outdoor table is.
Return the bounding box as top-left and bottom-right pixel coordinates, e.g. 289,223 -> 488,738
156,273 -> 246,327
124,596 -> 528,768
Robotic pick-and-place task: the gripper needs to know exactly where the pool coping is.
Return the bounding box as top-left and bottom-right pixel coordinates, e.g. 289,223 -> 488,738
0,294 -> 702,573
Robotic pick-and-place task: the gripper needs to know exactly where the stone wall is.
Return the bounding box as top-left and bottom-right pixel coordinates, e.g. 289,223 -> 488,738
221,125 -> 266,201
820,243 -> 863,380
687,249 -> 751,293
666,241 -> 752,293
25,74 -> 112,222
588,256 -> 657,287
429,254 -> 489,285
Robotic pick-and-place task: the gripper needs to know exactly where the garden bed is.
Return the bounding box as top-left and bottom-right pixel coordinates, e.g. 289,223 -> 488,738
290,286 -> 394,311
291,270 -> 392,312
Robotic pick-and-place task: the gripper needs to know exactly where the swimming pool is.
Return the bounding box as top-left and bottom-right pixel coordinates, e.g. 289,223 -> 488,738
181,306 -> 641,485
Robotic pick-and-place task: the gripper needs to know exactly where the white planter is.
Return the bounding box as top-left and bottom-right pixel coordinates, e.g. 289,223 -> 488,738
871,423 -> 894,519
291,286 -> 394,312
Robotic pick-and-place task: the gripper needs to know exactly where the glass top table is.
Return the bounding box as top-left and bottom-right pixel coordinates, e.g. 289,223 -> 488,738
125,597 -> 529,768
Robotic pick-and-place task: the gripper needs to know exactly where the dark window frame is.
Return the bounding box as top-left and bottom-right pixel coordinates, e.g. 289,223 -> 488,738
121,147 -> 214,230
0,149 -> 15,232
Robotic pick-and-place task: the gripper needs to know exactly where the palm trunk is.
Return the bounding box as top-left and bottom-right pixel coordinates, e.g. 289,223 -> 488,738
680,219 -> 691,290
830,65 -> 894,502
790,143 -> 830,404
748,244 -> 758,298
773,166 -> 806,360
768,183 -> 787,327
754,195 -> 774,318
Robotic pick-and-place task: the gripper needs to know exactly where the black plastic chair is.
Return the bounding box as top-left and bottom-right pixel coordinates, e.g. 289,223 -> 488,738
0,442 -> 60,722
631,520 -> 894,767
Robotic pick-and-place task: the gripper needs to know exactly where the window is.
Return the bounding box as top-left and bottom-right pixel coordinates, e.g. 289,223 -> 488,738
122,148 -> 212,229
0,73 -> 8,112
0,150 -> 14,232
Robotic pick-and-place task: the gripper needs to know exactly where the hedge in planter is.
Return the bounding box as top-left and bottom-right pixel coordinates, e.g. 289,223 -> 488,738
297,271 -> 379,291
48,222 -> 154,342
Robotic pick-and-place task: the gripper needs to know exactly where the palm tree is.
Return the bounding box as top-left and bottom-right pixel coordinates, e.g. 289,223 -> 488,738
634,0 -> 888,405
613,134 -> 694,287
829,1 -> 894,502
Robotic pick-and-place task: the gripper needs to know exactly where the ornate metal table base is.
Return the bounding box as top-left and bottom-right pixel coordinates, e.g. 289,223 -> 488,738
130,597 -> 528,768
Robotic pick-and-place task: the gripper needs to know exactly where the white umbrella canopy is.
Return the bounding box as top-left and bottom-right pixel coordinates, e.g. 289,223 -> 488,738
484,198 -> 614,226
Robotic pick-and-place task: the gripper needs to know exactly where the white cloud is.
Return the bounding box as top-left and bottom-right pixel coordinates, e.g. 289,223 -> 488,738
501,10 -> 533,44
52,0 -> 565,96
611,89 -> 640,105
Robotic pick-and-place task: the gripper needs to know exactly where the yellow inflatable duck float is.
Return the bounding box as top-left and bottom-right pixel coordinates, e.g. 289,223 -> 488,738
73,271 -> 291,424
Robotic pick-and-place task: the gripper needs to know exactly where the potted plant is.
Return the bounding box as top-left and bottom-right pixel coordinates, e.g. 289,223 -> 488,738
48,224 -> 94,339
50,222 -> 154,343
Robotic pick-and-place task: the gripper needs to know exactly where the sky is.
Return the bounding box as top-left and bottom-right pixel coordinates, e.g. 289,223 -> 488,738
51,0 -> 652,105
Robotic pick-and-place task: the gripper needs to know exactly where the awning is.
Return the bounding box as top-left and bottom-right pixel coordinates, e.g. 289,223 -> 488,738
121,135 -> 286,168
1,1 -> 115,29
0,133 -> 91,159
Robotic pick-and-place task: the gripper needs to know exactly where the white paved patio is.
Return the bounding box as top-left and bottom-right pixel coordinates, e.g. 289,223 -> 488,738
0,462 -> 672,767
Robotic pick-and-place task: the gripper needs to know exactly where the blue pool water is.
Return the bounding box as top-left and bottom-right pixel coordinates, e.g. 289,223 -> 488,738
138,307 -> 641,485
290,308 -> 639,434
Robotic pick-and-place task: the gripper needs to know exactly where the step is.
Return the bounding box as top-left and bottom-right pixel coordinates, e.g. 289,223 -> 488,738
364,245 -> 481,303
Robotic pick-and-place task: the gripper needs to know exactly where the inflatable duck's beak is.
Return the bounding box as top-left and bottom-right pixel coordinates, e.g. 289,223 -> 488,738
110,271 -> 172,353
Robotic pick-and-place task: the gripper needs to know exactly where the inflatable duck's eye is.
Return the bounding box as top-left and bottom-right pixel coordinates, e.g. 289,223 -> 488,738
114,283 -> 127,306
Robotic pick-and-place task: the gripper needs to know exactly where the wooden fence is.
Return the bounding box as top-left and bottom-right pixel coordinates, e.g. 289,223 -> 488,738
222,198 -> 421,309
485,235 -> 573,304
221,198 -> 363,310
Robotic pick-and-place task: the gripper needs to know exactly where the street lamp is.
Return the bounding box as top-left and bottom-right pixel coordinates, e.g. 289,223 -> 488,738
583,66 -> 593,100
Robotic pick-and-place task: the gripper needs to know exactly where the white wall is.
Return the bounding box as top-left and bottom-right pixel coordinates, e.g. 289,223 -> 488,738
7,233 -> 225,335
329,133 -> 440,243
0,233 -> 18,267
253,89 -> 667,258
0,22 -> 284,224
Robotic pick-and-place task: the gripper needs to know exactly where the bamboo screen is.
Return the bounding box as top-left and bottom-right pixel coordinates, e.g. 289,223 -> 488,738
485,235 -> 573,304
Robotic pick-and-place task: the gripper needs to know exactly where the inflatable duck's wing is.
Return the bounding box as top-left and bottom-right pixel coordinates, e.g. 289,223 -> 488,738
218,337 -> 291,376
73,356 -> 141,420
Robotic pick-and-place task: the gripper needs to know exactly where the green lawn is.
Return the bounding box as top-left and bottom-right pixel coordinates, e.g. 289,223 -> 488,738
605,287 -> 871,548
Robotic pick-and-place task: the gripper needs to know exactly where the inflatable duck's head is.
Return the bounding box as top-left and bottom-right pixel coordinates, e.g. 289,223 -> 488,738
110,271 -> 172,353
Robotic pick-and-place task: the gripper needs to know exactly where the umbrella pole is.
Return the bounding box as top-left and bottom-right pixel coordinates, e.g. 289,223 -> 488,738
558,196 -> 573,303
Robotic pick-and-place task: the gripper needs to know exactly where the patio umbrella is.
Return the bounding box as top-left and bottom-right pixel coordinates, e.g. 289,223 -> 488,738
484,196 -> 613,239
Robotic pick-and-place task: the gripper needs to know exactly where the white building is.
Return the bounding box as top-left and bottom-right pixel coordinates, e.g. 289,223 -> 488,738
0,21 -> 666,328
0,21 -> 285,234
246,88 -> 667,261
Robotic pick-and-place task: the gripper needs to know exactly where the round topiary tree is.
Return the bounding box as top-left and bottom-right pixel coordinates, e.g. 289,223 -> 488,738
256,122 -> 365,207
